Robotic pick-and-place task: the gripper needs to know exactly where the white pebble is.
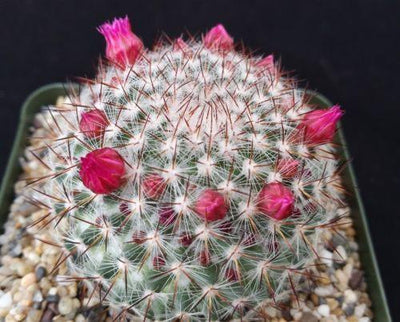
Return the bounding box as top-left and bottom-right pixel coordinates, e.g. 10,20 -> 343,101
320,249 -> 334,266
264,306 -> 277,317
349,241 -> 359,251
33,290 -> 43,303
75,314 -> 86,322
58,297 -> 74,315
355,303 -> 367,317
359,318 -> 370,322
291,310 -> 303,320
317,304 -> 330,317
26,252 -> 40,265
0,292 -> 12,308
315,285 -> 334,297
336,269 -> 349,289
334,245 -> 348,263
343,263 -> 354,277
48,287 -> 58,296
344,289 -> 358,303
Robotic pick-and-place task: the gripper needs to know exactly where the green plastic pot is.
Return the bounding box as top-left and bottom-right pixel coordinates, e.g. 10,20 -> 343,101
0,83 -> 392,321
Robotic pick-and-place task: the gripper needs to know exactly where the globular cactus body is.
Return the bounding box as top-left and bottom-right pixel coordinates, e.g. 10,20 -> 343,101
27,17 -> 345,320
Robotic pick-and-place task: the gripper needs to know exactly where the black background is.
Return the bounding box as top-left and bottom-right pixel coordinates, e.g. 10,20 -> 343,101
0,0 -> 399,319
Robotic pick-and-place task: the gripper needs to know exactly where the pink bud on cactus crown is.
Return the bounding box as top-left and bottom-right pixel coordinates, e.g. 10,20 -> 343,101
80,148 -> 126,194
258,182 -> 295,220
276,158 -> 299,179
257,54 -> 275,73
204,24 -> 234,51
299,105 -> 343,145
142,173 -> 166,199
98,16 -> 143,68
195,189 -> 228,221
79,110 -> 109,139
173,37 -> 188,52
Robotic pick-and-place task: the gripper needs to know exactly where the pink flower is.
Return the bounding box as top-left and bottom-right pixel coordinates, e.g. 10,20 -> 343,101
79,110 -> 109,138
194,189 -> 228,221
142,174 -> 166,199
257,182 -> 294,220
98,16 -> 143,68
80,148 -> 126,194
257,54 -> 275,72
276,158 -> 299,179
298,105 -> 343,145
204,24 -> 234,51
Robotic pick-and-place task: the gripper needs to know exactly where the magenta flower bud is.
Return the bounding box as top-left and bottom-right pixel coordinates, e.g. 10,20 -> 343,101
131,231 -> 146,244
267,240 -> 280,253
142,174 -> 166,199
276,158 -> 299,179
199,250 -> 211,266
298,105 -> 343,145
158,207 -> 176,226
194,189 -> 228,222
204,24 -> 234,51
218,221 -> 233,234
79,110 -> 109,139
119,202 -> 131,216
173,37 -> 188,52
257,182 -> 295,220
98,16 -> 143,68
243,233 -> 256,246
179,233 -> 193,247
257,54 -> 274,73
225,268 -> 239,282
153,255 -> 166,270
80,148 -> 126,194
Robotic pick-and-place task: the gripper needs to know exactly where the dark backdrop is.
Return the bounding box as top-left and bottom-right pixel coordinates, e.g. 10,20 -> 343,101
0,0 -> 399,319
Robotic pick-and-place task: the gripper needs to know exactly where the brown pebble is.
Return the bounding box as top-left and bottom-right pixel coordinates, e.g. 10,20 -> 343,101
280,307 -> 292,321
365,308 -> 374,317
359,292 -> 372,306
332,307 -> 344,316
349,269 -> 364,289
326,297 -> 339,311
47,302 -> 59,315
319,272 -> 331,285
299,312 -> 319,322
346,227 -> 356,237
311,293 -> 319,306
41,309 -> 55,322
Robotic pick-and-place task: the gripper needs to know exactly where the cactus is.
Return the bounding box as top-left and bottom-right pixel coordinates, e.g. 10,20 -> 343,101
26,16 -> 346,320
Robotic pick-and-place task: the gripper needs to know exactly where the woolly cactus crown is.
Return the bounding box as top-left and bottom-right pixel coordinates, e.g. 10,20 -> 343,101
26,16 -> 345,320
